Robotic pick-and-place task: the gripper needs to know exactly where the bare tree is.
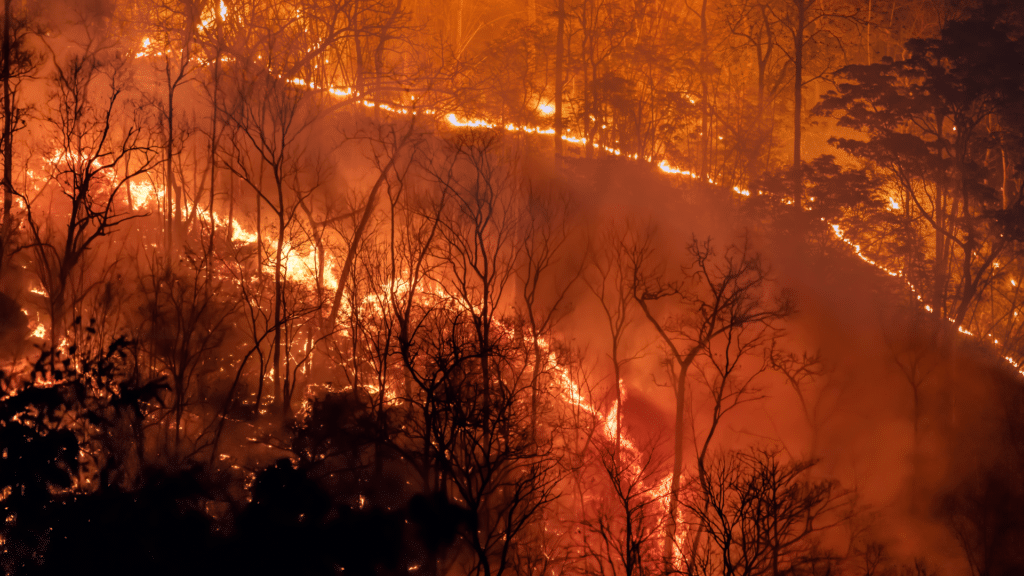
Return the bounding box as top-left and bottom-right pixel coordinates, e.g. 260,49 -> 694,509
883,309 -> 940,494
579,432 -> 668,576
516,184 -> 580,437
769,344 -> 831,456
324,118 -> 421,333
219,48 -> 333,418
365,131 -> 571,576
0,0 -> 40,279
630,232 -> 792,571
25,35 -> 156,344
140,0 -> 202,246
137,239 -> 239,459
586,221 -> 644,451
685,446 -> 852,576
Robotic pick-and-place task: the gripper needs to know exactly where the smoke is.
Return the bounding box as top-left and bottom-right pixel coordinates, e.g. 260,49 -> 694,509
751,206 -> 1024,573
9,3 -> 1018,566
531,150 -> 1024,574
33,0 -> 117,30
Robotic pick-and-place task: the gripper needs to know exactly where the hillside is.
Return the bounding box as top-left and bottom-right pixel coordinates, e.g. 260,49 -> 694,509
3,0 -> 1024,575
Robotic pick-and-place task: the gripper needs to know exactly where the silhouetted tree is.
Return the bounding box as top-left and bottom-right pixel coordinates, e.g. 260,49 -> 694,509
0,334 -> 165,573
631,232 -> 792,570
25,33 -> 156,344
684,447 -> 852,576
815,6 -> 1024,328
0,0 -> 41,280
579,432 -> 668,576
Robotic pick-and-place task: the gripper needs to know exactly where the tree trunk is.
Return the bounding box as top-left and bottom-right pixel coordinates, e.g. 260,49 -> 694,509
554,0 -> 565,162
1002,144 -> 1012,209
792,0 -> 806,210
326,150 -> 401,329
1,0 -> 12,278
933,114 -> 949,315
273,185 -> 286,417
866,0 -> 872,65
168,87 -> 178,242
208,35 -> 221,262
254,196 -> 265,411
663,349 -> 699,572
699,0 -> 709,181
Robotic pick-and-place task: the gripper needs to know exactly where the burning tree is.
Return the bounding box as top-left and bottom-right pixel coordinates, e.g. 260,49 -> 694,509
3,0 -> 1022,574
218,40 -> 334,418
24,32 -> 157,345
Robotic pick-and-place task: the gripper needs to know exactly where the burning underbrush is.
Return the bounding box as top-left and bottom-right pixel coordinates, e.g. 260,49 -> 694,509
3,4 -> 1024,574
0,112 -> 864,574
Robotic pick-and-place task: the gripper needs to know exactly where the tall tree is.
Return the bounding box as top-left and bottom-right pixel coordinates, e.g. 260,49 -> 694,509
0,0 -> 39,280
815,7 -> 1024,328
771,0 -> 852,207
631,233 -> 791,571
27,37 -> 155,343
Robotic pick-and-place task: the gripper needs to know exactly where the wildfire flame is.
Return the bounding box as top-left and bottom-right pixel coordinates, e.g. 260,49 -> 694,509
21,32 -> 1016,568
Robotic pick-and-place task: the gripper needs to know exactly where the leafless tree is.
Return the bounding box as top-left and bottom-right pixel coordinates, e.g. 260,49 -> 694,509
0,0 -> 41,280
769,344 -> 832,457
219,48 -> 334,418
516,183 -> 580,437
579,432 -> 668,576
137,238 -> 239,460
883,309 -> 941,494
25,34 -> 156,345
684,446 -> 853,576
586,221 -> 645,451
630,232 -> 792,571
362,131 -> 570,576
139,0 -> 204,246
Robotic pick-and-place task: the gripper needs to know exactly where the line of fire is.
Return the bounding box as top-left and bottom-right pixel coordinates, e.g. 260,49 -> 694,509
1,0 -> 1023,574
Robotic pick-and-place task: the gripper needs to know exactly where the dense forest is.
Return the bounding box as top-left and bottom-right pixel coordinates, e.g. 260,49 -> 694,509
2,0 -> 1024,574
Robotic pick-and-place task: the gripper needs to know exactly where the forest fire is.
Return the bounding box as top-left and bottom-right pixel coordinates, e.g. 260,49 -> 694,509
2,0 -> 1024,575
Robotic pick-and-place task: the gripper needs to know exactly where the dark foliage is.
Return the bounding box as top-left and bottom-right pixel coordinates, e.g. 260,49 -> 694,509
0,330 -> 166,574
1,363 -> 473,576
